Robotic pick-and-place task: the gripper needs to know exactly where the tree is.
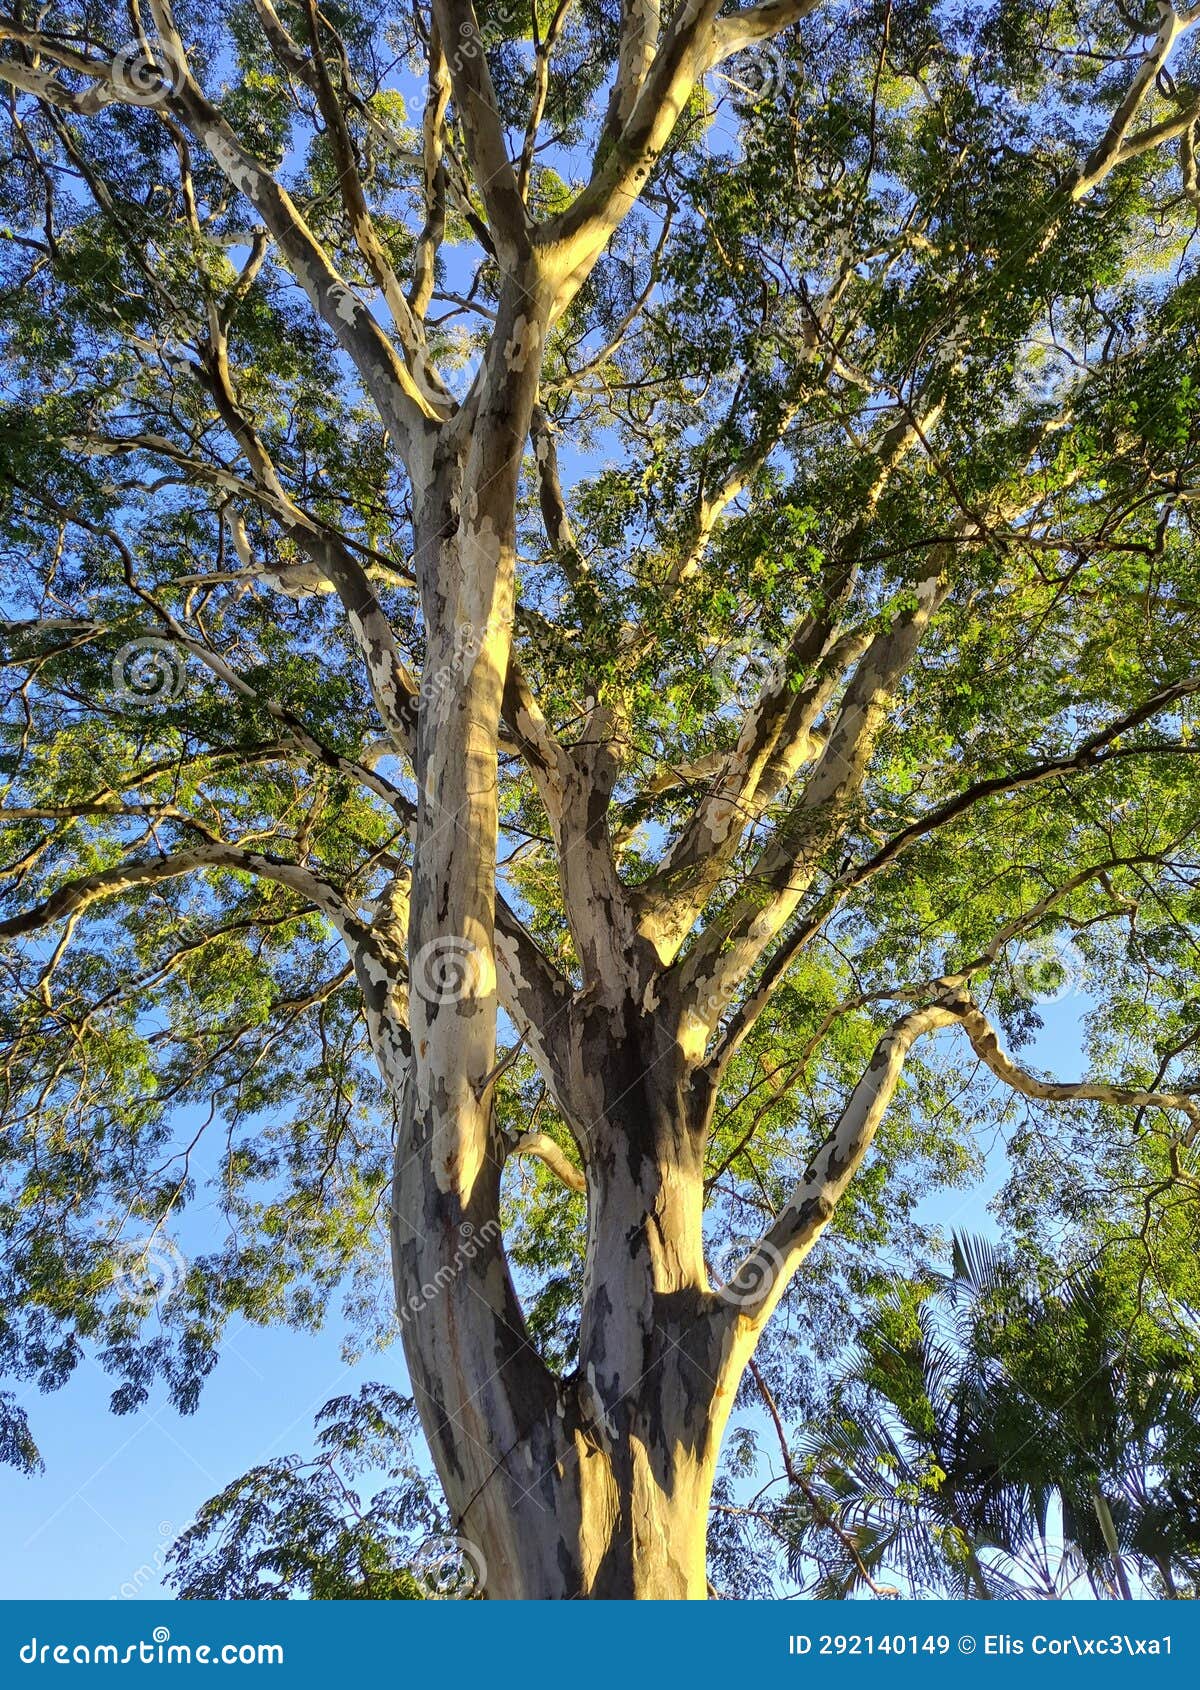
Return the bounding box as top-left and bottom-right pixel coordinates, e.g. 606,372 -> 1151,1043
164,1383 -> 465,1600
2,0 -> 1200,1599
781,1237 -> 1200,1600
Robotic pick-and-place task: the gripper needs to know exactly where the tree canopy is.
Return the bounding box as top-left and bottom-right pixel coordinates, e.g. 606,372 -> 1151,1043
1,0 -> 1199,1598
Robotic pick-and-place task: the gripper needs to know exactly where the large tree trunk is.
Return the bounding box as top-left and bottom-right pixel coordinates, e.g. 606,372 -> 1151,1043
372,252 -> 756,1596
389,991 -> 748,1598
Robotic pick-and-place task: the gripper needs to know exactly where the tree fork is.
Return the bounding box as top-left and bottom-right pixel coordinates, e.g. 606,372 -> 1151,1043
391,1000 -> 747,1598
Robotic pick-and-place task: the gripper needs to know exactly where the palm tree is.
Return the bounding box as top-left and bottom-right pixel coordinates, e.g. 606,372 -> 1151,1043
784,1237 -> 1200,1598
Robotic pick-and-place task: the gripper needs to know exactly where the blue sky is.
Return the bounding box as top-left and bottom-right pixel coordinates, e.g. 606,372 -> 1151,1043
0,1313 -> 383,1601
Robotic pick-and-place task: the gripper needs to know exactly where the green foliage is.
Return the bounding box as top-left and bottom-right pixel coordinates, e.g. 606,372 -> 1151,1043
1,0 -> 1199,1598
166,1385 -> 444,1599
783,1236 -> 1200,1598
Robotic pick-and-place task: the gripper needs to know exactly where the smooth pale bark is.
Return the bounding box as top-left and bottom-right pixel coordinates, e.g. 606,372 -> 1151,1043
386,940 -> 936,1598
387,984 -> 738,1597
382,964 -> 1200,1596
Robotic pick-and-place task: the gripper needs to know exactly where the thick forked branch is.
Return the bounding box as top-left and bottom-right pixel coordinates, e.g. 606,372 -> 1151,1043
1070,3 -> 1198,200
675,556 -> 948,1032
727,989 -> 1200,1334
431,0 -> 532,264
640,407 -> 938,963
707,681 -> 1200,1076
538,0 -> 827,310
544,3 -> 718,296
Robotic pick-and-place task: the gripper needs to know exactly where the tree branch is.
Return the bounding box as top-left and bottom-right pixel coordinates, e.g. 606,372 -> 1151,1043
945,992 -> 1200,1139
707,683 -> 1200,1074
720,1003 -> 958,1326
0,844 -> 356,944
510,1130 -> 586,1193
431,0 -> 533,265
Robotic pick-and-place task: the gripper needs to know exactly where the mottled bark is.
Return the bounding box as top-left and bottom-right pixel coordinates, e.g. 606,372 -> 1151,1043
388,980 -> 744,1598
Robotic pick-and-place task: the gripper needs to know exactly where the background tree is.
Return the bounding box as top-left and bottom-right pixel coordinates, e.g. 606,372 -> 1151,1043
2,0 -> 1200,1599
164,1383 -> 464,1600
779,1236 -> 1200,1600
